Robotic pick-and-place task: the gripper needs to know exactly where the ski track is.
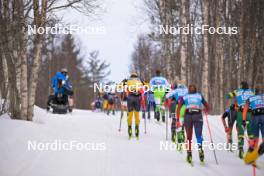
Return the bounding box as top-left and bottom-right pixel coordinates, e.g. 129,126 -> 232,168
0,108 -> 263,176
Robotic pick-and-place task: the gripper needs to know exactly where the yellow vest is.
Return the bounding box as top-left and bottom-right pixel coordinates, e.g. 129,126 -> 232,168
127,78 -> 143,94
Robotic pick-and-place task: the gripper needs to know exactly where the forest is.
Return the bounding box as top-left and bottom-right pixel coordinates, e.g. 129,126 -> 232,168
0,0 -> 109,120
130,0 -> 264,114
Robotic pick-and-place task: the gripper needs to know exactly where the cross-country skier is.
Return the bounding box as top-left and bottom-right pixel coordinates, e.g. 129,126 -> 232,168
107,88 -> 116,115
221,104 -> 237,150
243,85 -> 264,165
123,72 -> 144,139
171,83 -> 188,150
143,80 -> 156,119
149,70 -> 170,122
145,90 -> 156,119
226,81 -> 255,158
177,84 -> 209,164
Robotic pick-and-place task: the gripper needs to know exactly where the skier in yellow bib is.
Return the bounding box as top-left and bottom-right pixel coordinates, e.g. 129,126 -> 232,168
123,73 -> 144,139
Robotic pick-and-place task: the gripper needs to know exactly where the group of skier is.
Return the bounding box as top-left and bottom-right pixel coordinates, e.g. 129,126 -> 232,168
115,71 -> 264,166
47,68 -> 264,166
223,81 -> 264,165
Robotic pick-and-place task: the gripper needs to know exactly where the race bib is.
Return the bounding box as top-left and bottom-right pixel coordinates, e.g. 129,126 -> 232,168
155,98 -> 161,105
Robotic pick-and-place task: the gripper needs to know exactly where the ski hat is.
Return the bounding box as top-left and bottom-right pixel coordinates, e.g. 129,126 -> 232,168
178,84 -> 186,89
240,81 -> 248,89
188,84 -> 197,94
61,68 -> 68,73
155,69 -> 161,76
130,72 -> 138,78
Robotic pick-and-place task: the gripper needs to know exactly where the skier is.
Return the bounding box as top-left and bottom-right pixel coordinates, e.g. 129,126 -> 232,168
149,70 -> 170,122
226,81 -> 255,158
221,104 -> 237,149
171,83 -> 188,150
102,92 -> 109,113
243,85 -> 264,165
145,90 -> 156,119
47,68 -> 74,113
177,84 -> 209,164
123,72 -> 144,139
107,88 -> 116,115
144,80 -> 156,119
93,93 -> 103,112
166,82 -> 178,120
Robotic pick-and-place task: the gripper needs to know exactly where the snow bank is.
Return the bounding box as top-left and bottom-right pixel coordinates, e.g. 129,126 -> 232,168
0,108 -> 263,176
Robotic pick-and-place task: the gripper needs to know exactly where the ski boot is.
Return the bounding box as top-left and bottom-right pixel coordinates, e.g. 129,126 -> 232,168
187,151 -> 193,165
162,115 -> 165,123
107,110 -> 110,115
198,146 -> 205,164
155,111 -> 160,121
128,126 -> 132,139
135,125 -> 139,139
147,112 -> 151,119
142,111 -> 146,119
239,147 -> 244,159
112,110 -> 115,115
171,129 -> 176,143
176,130 -> 185,152
46,106 -> 50,112
227,138 -> 233,152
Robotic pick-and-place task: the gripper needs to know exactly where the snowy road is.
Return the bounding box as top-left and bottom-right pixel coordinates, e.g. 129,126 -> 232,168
0,107 -> 263,176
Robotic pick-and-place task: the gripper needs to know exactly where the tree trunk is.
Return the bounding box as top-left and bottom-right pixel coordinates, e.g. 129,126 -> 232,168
180,0 -> 187,85
27,0 -> 47,120
202,0 -> 209,101
238,0 -> 245,84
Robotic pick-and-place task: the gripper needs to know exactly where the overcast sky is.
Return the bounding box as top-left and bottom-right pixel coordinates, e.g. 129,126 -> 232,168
59,0 -> 150,83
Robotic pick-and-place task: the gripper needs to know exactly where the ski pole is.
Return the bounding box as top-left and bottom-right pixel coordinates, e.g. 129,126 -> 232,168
141,93 -> 147,134
144,109 -> 147,134
165,101 -> 169,141
118,115 -> 122,132
118,96 -> 124,132
205,113 -> 219,165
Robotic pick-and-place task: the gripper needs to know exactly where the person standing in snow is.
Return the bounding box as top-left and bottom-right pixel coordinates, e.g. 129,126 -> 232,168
226,81 -> 255,159
243,85 -> 264,165
167,82 -> 188,150
221,104 -> 237,149
177,84 -> 209,164
122,72 -> 144,139
149,70 -> 170,122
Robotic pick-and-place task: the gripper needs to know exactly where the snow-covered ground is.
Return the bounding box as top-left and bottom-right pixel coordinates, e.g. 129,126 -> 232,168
0,107 -> 263,176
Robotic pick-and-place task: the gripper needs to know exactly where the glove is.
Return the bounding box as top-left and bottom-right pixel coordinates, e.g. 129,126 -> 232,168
204,108 -> 209,115
225,127 -> 229,133
242,120 -> 247,129
62,80 -> 65,85
176,118 -> 181,128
